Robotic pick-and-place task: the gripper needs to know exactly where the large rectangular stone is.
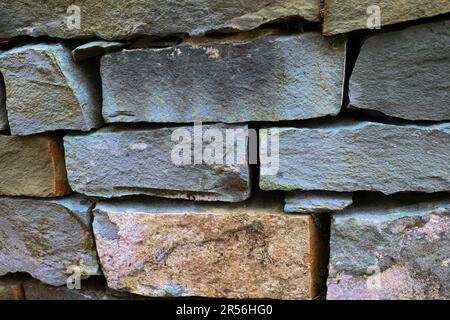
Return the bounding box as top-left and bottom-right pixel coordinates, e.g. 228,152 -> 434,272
0,135 -> 71,197
0,0 -> 320,40
349,20 -> 450,121
93,196 -> 328,299
260,121 -> 450,194
64,124 -> 251,202
323,0 -> 450,35
0,43 -> 102,135
0,196 -> 100,286
327,195 -> 450,300
101,32 -> 345,123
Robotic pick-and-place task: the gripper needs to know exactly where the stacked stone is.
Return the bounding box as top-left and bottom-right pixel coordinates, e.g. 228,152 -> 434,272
0,0 -> 449,300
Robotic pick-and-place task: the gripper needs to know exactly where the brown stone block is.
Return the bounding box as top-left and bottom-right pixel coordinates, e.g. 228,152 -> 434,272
93,197 -> 328,299
0,135 -> 71,197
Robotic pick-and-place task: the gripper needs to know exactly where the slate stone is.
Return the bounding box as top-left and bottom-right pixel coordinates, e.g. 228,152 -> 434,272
72,41 -> 127,62
0,73 -> 7,131
64,124 -> 251,202
285,191 -> 353,213
0,196 -> 100,286
0,135 -> 71,197
102,32 -> 345,124
0,0 -> 320,40
93,196 -> 329,299
260,121 -> 450,194
323,0 -> 450,35
349,20 -> 450,121
327,196 -> 450,300
0,43 -> 102,135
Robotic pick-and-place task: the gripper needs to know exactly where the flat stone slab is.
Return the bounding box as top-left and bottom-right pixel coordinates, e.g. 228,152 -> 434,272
349,20 -> 450,121
64,124 -> 251,202
72,41 -> 127,62
327,196 -> 450,299
0,135 -> 71,197
0,196 -> 100,286
323,0 -> 450,35
93,196 -> 328,299
101,32 -> 345,123
260,121 -> 450,194
0,0 -> 320,40
0,43 -> 102,135
285,191 -> 353,213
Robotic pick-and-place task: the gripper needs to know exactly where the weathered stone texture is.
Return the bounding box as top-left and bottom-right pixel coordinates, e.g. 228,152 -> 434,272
349,20 -> 450,121
0,135 -> 71,197
0,0 -> 320,40
72,41 -> 127,62
93,197 -> 328,299
260,121 -> 450,194
0,196 -> 100,286
102,32 -> 345,123
0,43 -> 102,135
64,124 -> 250,202
0,73 -> 7,131
285,191 -> 353,213
327,197 -> 450,300
323,0 -> 450,35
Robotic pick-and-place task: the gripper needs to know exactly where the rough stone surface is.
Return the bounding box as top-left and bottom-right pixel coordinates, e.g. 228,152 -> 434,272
0,196 -> 100,286
0,0 -> 320,40
93,196 -> 328,299
260,121 -> 450,194
102,32 -> 345,123
327,196 -> 450,300
0,43 -> 102,135
0,73 -> 7,131
72,41 -> 127,62
285,191 -> 353,213
349,20 -> 450,121
64,124 -> 250,202
0,135 -> 71,197
323,0 -> 450,35
0,276 -> 25,300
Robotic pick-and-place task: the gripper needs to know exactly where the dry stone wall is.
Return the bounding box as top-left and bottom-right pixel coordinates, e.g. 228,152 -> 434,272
0,1 -> 449,300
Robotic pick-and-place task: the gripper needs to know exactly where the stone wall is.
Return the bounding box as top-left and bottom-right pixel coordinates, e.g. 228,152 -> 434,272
0,1 -> 449,300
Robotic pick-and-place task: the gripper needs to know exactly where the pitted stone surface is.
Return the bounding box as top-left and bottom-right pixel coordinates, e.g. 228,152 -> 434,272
323,0 -> 450,35
93,196 -> 328,299
327,196 -> 450,300
0,135 -> 71,197
0,196 -> 100,286
260,121 -> 450,194
349,20 -> 450,121
0,43 -> 102,135
102,32 -> 345,123
64,124 -> 251,202
0,0 -> 320,40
